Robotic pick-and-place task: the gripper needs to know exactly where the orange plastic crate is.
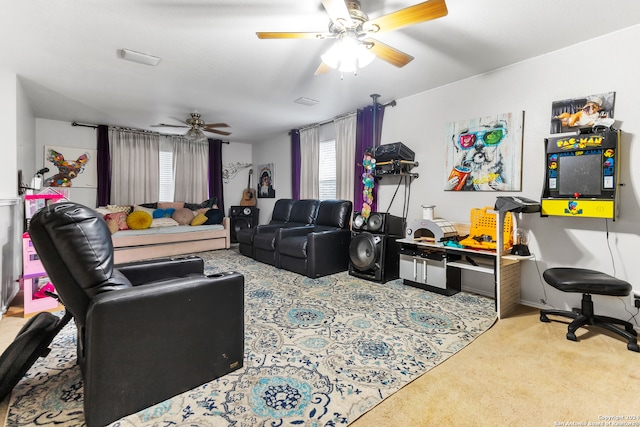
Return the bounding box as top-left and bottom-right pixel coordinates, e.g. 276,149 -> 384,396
459,206 -> 512,251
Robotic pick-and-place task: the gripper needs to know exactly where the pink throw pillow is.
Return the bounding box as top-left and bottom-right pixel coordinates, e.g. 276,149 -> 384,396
104,212 -> 129,230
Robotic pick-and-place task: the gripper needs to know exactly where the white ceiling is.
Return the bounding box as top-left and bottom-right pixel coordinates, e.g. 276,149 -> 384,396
2,0 -> 640,143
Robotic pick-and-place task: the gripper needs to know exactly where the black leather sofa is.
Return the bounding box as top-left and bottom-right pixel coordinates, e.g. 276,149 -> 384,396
237,198 -> 294,257
28,202 -> 245,427
238,198 -> 353,278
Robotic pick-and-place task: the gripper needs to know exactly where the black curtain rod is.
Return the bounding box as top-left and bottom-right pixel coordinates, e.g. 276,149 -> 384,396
70,121 -> 229,143
72,121 -> 98,129
289,99 -> 397,135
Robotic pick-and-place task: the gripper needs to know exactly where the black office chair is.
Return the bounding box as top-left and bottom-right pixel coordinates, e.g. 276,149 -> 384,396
540,268 -> 638,352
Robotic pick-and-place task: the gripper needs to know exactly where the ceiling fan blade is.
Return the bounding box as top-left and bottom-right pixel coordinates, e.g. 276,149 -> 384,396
151,123 -> 189,128
366,0 -> 448,33
314,62 -> 332,75
321,0 -> 352,28
366,38 -> 414,67
205,128 -> 232,136
257,31 -> 328,39
203,123 -> 230,129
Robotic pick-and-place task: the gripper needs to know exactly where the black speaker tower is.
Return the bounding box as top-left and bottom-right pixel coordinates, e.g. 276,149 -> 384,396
348,212 -> 404,283
229,206 -> 259,243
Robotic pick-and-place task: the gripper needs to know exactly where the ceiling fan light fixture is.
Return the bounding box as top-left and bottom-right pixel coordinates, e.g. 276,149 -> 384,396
185,127 -> 207,142
321,35 -> 375,74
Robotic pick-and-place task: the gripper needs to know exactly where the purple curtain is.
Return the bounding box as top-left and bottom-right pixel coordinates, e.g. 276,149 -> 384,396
354,105 -> 385,213
96,124 -> 111,206
291,129 -> 301,200
208,139 -> 225,213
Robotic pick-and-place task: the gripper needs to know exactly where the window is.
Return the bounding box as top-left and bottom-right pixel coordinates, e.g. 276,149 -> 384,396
159,142 -> 174,201
319,139 -> 336,200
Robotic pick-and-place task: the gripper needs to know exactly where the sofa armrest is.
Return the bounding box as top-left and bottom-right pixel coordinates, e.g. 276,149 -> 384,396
84,271 -> 244,427
307,229 -> 352,272
255,224 -> 286,234
115,256 -> 204,286
277,225 -> 315,239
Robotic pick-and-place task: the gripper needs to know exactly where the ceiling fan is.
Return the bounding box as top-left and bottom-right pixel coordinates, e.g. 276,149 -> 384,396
256,0 -> 448,74
152,112 -> 231,139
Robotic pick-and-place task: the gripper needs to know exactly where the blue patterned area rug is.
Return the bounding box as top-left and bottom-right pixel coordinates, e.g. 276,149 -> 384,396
7,248 -> 496,426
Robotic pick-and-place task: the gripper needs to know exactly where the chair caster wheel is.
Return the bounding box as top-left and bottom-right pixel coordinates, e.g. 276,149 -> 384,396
566,332 -> 577,341
540,313 -> 550,322
628,342 -> 639,352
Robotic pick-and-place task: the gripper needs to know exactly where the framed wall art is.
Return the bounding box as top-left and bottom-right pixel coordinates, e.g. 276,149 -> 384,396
444,112 -> 524,192
43,146 -> 97,188
550,91 -> 615,134
257,162 -> 276,198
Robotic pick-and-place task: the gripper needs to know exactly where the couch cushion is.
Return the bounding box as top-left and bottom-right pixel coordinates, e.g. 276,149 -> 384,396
153,208 -> 175,218
126,211 -> 153,230
289,200 -> 320,224
204,208 -> 224,225
253,233 -> 277,251
271,199 -> 294,223
104,212 -> 129,230
172,208 -> 195,225
133,205 -> 155,216
316,200 -> 352,228
157,201 -> 184,210
190,213 -> 208,226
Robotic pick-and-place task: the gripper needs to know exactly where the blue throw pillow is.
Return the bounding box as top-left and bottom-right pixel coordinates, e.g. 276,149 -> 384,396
153,208 -> 175,218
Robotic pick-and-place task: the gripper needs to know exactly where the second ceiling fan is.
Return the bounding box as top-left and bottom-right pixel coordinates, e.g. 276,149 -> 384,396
152,112 -> 231,139
257,0 -> 448,74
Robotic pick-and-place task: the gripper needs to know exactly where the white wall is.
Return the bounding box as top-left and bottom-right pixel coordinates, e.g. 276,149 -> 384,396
377,25 -> 640,319
17,79 -> 36,182
0,67 -> 17,199
252,132 -> 293,225
222,141 -> 253,214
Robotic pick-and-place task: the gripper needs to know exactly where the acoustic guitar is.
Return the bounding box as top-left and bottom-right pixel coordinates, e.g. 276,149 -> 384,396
240,169 -> 257,206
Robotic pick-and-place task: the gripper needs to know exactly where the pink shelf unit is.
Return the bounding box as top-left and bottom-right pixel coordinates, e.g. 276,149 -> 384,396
22,232 -> 44,277
22,232 -> 59,315
22,275 -> 59,315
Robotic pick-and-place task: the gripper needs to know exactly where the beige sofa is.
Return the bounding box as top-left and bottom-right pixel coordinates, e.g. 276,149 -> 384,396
111,217 -> 230,264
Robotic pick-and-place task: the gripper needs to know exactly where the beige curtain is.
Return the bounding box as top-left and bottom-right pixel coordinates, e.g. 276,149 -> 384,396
172,137 -> 209,203
334,112 -> 357,202
109,128 -> 160,205
300,125 -> 320,199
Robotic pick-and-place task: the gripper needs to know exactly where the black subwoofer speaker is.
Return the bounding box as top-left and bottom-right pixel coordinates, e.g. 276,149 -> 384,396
351,211 -> 405,237
229,206 -> 259,243
348,232 -> 401,283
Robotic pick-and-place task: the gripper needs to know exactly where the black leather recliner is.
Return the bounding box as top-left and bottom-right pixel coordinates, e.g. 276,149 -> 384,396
253,199 -> 320,267
28,202 -> 245,427
278,200 -> 353,278
237,198 -> 294,258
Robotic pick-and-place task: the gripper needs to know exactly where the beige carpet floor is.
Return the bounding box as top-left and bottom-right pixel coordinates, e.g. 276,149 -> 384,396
2,304 -> 639,426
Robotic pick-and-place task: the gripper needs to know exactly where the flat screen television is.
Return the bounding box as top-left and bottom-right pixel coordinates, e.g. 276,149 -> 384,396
558,151 -> 602,197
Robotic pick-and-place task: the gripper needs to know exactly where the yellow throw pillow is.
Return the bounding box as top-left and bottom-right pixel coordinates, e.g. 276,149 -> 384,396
191,213 -> 207,226
126,210 -> 153,230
